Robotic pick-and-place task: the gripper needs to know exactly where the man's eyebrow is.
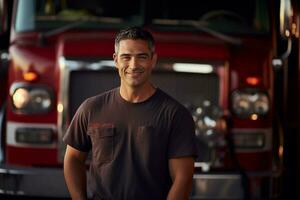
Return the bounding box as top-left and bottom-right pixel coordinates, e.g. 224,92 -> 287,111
137,53 -> 150,57
120,53 -> 131,57
119,53 -> 150,57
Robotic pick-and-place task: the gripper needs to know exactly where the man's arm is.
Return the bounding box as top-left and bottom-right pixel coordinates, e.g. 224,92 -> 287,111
64,145 -> 88,200
167,156 -> 195,200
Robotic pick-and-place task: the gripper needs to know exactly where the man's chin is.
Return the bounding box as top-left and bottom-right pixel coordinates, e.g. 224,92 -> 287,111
126,81 -> 146,88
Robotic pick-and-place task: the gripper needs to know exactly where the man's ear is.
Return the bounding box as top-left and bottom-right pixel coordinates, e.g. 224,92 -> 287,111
113,53 -> 118,68
151,53 -> 158,69
113,53 -> 117,62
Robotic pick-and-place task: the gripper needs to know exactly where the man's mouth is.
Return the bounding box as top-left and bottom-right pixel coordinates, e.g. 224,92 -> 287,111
126,69 -> 144,77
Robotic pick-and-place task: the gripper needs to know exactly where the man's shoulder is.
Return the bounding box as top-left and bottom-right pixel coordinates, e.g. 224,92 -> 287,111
82,88 -> 118,108
157,88 -> 176,103
157,88 -> 190,114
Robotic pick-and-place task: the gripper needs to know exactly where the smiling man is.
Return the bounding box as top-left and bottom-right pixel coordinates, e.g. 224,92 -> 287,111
114,35 -> 156,102
63,27 -> 197,200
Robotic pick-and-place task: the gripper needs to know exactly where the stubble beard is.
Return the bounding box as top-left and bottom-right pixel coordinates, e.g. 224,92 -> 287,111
121,68 -> 151,89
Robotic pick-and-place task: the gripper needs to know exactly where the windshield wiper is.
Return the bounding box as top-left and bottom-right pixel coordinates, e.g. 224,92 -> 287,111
38,20 -> 88,46
152,19 -> 243,46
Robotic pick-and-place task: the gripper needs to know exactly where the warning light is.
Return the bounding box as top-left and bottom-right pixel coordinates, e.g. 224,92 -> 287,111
246,77 -> 260,86
23,72 -> 39,81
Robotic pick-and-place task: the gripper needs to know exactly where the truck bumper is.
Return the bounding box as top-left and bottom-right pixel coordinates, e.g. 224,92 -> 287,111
0,167 -> 244,199
191,173 -> 244,199
191,171 -> 281,199
0,165 -> 69,197
0,165 -> 279,199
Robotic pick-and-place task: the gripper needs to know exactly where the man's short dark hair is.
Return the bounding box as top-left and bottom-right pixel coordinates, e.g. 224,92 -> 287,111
114,27 -> 155,54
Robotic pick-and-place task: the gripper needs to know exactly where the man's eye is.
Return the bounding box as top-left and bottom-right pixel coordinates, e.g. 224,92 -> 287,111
139,55 -> 148,59
121,56 -> 130,60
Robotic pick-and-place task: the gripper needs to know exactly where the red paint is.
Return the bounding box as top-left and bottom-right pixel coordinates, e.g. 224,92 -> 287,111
237,152 -> 273,171
6,145 -> 59,166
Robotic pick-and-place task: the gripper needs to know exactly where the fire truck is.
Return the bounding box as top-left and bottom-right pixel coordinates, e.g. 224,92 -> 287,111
0,0 -> 297,199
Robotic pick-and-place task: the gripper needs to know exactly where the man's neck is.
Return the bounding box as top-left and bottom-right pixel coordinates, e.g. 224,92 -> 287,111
119,84 -> 156,103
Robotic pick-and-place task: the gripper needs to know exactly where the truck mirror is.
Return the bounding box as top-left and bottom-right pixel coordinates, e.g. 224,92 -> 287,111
280,0 -> 294,39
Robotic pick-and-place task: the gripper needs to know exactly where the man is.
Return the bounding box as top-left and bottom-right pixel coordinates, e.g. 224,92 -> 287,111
63,27 -> 197,200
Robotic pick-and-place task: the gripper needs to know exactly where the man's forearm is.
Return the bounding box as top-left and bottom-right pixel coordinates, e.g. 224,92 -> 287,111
167,178 -> 192,200
64,157 -> 87,200
168,157 -> 194,200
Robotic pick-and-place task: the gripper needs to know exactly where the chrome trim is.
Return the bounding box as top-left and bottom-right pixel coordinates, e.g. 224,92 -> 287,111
191,170 -> 279,199
57,57 -> 70,161
191,173 -> 243,199
195,162 -> 211,172
193,173 -> 242,179
231,128 -> 272,152
6,121 -> 56,148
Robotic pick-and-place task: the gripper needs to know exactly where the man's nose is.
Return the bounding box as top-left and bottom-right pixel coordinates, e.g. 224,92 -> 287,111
129,57 -> 139,69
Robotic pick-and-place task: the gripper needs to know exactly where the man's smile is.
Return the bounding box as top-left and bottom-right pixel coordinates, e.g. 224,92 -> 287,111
125,69 -> 145,77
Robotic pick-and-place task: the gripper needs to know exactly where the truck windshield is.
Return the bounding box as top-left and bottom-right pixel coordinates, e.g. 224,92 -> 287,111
15,0 -> 142,32
148,0 -> 270,34
15,0 -> 270,35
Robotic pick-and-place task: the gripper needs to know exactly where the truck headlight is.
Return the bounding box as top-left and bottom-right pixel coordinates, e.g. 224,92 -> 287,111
231,90 -> 269,118
253,95 -> 269,115
11,84 -> 53,114
12,88 -> 30,109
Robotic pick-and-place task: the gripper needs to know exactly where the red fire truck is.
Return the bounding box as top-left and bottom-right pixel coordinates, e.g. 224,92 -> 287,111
0,0 -> 297,199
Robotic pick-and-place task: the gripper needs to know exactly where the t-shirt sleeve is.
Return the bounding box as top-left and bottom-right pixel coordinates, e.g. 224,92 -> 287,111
168,106 -> 198,158
63,99 -> 92,152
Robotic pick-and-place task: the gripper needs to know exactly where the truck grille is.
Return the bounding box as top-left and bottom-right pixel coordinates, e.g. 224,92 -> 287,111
69,70 -> 120,118
152,71 -> 219,107
69,70 -> 219,118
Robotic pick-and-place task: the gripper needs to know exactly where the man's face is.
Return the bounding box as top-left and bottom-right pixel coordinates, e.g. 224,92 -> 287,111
113,39 -> 157,89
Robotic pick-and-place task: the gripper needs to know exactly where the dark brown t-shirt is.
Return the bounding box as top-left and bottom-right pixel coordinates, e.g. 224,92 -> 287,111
63,87 -> 197,200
